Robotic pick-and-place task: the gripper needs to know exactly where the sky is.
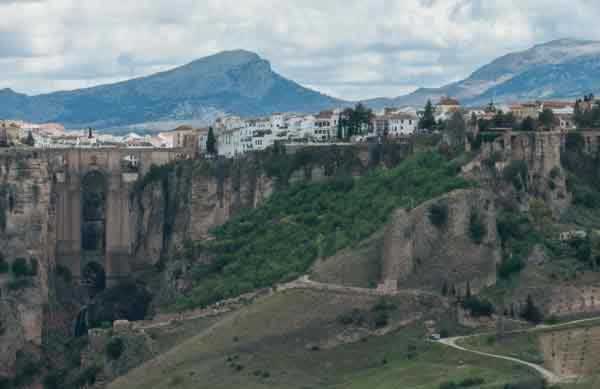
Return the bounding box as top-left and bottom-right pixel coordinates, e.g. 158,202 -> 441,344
2,0 -> 600,100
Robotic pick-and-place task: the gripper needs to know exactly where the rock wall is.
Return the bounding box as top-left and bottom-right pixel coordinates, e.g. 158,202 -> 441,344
380,189 -> 502,295
130,159 -> 275,267
0,151 -> 55,378
539,325 -> 600,378
477,131 -> 570,211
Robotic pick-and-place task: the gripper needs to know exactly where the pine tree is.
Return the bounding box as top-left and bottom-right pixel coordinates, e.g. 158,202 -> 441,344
465,281 -> 472,299
419,100 -> 436,130
22,131 -> 35,147
206,127 -> 217,155
521,295 -> 544,324
441,281 -> 448,297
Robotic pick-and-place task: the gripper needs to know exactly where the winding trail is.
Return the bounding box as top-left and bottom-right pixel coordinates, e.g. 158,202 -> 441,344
436,316 -> 600,384
438,336 -> 563,384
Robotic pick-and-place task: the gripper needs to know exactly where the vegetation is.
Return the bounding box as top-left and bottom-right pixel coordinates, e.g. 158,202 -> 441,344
175,152 -> 470,309
439,377 -> 485,389
445,112 -> 466,146
468,209 -> 487,244
11,257 -> 37,277
429,201 -> 449,227
0,254 -> 8,274
462,296 -> 495,317
206,127 -> 217,155
502,160 -> 528,191
418,100 -> 436,130
520,295 -> 544,324
538,108 -> 557,129
338,103 -> 374,139
574,94 -> 600,128
106,337 -> 125,360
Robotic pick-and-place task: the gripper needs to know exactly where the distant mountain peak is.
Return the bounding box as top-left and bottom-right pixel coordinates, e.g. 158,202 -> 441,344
537,38 -> 598,48
0,49 -> 342,129
186,49 -> 265,70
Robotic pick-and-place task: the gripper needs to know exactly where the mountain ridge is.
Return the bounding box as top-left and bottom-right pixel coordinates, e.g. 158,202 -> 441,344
0,50 -> 344,129
3,40 -> 600,128
363,38 -> 600,108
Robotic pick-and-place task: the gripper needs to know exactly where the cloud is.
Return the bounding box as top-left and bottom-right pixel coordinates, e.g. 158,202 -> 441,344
0,0 -> 599,100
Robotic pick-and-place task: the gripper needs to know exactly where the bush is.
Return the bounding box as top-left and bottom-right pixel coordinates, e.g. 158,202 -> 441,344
11,258 -> 30,277
106,337 -> 125,360
462,296 -> 495,317
521,295 -> 544,324
11,257 -> 37,277
469,209 -> 487,244
8,278 -> 34,291
502,160 -> 528,191
498,256 -> 525,279
429,202 -> 449,227
55,265 -> 72,283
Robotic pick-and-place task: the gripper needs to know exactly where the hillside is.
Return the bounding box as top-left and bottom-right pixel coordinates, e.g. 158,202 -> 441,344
365,39 -> 600,108
0,50 -> 343,129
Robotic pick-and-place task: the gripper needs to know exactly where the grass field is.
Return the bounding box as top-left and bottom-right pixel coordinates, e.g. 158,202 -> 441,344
109,289 -> 538,389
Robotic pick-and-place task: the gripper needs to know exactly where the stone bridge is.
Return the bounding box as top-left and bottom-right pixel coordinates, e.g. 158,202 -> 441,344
47,147 -> 189,285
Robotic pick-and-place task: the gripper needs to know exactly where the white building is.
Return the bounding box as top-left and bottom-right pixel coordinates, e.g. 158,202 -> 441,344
388,113 -> 417,136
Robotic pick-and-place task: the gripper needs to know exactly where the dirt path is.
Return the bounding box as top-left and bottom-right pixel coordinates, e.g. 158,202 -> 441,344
438,336 -> 563,384
437,316 -> 600,384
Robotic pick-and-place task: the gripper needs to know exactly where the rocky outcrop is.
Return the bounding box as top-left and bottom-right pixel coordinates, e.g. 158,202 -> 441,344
381,189 -> 502,295
0,151 -> 55,378
130,159 -> 275,267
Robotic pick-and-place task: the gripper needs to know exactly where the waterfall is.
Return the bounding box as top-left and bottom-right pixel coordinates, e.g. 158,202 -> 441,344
73,306 -> 89,337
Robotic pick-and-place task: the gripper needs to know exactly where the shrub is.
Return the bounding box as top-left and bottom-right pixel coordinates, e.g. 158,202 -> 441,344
106,337 -> 125,360
462,296 -> 495,317
502,160 -> 528,191
429,202 -> 449,227
0,257 -> 8,274
498,256 -> 525,279
521,295 -> 544,324
55,265 -> 72,283
73,366 -> 100,388
0,377 -> 11,389
11,258 -> 29,277
469,209 -> 487,244
8,278 -> 34,291
439,382 -> 457,389
459,377 -> 485,387
372,310 -> 389,329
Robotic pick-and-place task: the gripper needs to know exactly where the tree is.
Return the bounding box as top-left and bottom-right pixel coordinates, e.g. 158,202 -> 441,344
538,108 -> 557,129
206,127 -> 217,155
521,295 -> 543,324
339,103 -> 374,139
22,131 -> 35,147
419,100 -> 436,131
520,116 -> 537,132
445,111 -> 466,146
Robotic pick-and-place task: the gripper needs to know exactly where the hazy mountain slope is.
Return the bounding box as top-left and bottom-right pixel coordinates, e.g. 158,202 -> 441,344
364,39 -> 600,108
0,50 -> 343,129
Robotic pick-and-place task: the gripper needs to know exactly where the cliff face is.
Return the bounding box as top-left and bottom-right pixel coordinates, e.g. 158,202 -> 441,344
130,159 -> 275,268
381,189 -> 502,295
0,151 -> 55,377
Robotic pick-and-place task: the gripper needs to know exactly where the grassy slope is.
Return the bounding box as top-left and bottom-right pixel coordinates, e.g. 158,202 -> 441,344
109,290 -> 536,389
459,319 -> 600,365
177,152 -> 470,309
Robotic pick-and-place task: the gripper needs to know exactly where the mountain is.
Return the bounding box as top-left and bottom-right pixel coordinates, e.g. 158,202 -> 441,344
0,50 -> 344,129
364,39 -> 600,108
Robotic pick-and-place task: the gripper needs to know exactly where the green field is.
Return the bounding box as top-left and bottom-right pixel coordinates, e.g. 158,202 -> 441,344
109,289 -> 537,389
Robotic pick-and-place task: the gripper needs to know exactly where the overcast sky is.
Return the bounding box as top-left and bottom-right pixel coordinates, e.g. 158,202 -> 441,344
1,0 -> 600,100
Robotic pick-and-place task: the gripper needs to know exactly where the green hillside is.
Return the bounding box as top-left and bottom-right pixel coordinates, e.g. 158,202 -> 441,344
175,152 -> 470,309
